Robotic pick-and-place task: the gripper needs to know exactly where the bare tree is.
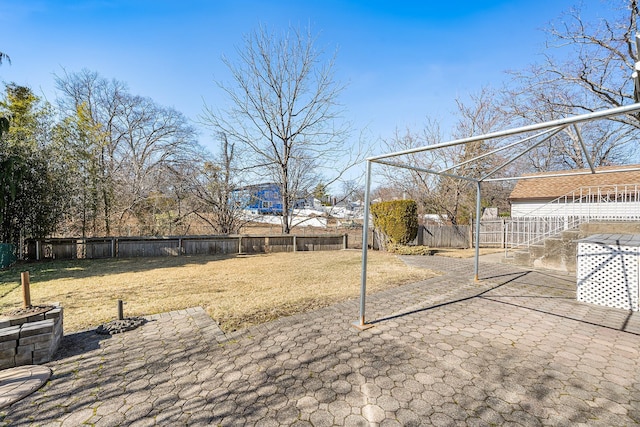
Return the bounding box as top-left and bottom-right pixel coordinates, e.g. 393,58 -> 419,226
55,70 -> 127,234
380,122 -> 444,213
189,133 -> 247,234
112,93 -> 201,231
203,25 -> 360,234
506,0 -> 640,168
55,69 -> 200,236
382,89 -> 512,224
338,179 -> 365,203
370,185 -> 405,202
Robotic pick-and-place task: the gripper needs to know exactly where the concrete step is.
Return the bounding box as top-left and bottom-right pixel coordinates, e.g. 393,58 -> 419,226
561,229 -> 581,242
530,235 -> 577,273
513,250 -> 532,267
529,244 -> 545,259
543,237 -> 564,254
504,222 -> 640,274
501,252 -> 521,265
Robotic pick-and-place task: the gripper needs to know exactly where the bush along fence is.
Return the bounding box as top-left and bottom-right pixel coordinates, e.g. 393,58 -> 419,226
24,234 -> 349,261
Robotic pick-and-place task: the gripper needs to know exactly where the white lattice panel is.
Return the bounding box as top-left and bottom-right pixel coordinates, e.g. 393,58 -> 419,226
576,235 -> 640,311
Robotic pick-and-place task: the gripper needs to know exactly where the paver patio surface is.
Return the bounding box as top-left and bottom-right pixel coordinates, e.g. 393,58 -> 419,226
1,255 -> 639,426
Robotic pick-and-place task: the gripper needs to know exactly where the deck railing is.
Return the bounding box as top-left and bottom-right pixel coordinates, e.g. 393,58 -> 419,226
506,183 -> 640,250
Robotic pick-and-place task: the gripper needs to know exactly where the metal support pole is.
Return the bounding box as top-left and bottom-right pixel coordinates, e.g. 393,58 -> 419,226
572,124 -> 596,174
354,161 -> 374,330
474,181 -> 482,282
117,300 -> 124,320
367,102 -> 640,162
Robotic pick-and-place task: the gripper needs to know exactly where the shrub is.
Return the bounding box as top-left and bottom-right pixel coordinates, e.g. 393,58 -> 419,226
371,200 -> 418,248
387,244 -> 435,255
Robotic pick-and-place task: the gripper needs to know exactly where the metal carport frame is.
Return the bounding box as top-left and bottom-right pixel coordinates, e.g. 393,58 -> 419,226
355,102 -> 640,329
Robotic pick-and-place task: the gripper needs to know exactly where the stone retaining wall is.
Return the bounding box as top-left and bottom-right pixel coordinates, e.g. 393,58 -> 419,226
0,305 -> 63,369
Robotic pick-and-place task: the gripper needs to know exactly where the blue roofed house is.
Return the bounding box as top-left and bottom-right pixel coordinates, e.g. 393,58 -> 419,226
232,183 -> 284,215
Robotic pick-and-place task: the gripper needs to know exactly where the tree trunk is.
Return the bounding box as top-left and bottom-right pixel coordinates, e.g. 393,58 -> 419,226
281,177 -> 291,234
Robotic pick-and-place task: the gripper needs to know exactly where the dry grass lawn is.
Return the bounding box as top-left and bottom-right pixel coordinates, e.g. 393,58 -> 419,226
0,250 -> 437,333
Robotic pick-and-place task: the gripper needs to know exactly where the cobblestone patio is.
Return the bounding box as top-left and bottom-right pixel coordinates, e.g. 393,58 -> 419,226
1,255 -> 639,426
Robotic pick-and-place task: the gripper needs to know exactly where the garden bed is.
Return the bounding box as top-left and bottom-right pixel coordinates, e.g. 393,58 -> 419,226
0,304 -> 63,368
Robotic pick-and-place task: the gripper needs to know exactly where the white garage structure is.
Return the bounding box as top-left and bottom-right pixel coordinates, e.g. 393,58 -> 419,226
509,165 -> 640,219
355,103 -> 640,329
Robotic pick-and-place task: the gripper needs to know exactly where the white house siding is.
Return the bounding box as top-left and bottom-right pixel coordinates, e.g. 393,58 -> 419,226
511,200 -> 640,219
242,211 -> 328,228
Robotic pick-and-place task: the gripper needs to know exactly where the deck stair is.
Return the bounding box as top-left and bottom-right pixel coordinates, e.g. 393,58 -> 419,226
508,182 -> 640,251
504,222 -> 640,272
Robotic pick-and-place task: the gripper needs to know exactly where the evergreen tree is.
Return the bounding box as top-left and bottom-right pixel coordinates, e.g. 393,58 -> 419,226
0,84 -> 65,247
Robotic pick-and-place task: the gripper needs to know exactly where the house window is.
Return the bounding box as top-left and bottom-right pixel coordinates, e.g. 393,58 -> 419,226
262,201 -> 272,209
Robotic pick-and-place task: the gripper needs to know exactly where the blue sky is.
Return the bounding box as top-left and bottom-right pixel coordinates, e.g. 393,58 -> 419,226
0,0 -> 610,157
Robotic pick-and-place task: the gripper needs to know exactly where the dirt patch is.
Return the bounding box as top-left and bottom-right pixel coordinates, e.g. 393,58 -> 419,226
1,305 -> 55,320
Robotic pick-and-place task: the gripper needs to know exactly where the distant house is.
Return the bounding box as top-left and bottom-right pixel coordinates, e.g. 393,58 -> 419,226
231,183 -> 309,215
508,164 -> 640,219
232,183 -> 283,215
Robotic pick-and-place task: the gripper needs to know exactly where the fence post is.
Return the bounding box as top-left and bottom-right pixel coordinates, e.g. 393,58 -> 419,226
21,271 -> 31,308
36,240 -> 41,261
293,235 -> 297,252
343,234 -> 348,250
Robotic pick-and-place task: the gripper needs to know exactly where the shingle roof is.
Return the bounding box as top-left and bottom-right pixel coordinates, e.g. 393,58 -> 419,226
508,164 -> 640,200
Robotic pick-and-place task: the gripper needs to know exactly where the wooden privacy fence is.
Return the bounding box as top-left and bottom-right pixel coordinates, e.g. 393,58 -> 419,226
372,225 -> 471,249
25,234 -> 348,260
417,224 -> 470,248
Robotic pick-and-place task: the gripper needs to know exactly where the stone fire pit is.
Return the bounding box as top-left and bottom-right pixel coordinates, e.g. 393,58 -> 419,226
0,304 -> 63,369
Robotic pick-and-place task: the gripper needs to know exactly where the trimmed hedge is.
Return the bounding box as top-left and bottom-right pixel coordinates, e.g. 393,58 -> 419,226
371,200 -> 418,246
